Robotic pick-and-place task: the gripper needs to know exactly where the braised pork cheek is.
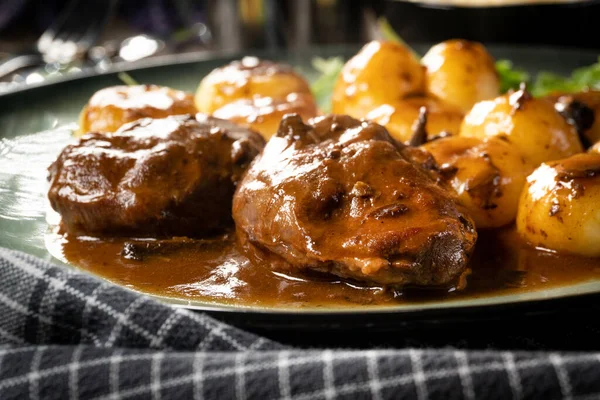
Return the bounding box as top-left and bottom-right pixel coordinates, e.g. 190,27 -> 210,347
48,114 -> 265,237
232,114 -> 477,286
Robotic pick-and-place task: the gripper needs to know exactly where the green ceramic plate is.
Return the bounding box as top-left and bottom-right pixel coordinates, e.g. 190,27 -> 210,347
1,44 -> 600,329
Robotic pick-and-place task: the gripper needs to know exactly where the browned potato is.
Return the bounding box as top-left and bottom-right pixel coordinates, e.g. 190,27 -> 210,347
421,40 -> 500,113
516,153 -> 600,257
212,93 -> 319,139
460,86 -> 583,166
423,136 -> 533,228
546,89 -> 600,146
77,84 -> 197,136
590,141 -> 600,154
331,40 -> 425,119
194,56 -> 312,114
365,96 -> 464,144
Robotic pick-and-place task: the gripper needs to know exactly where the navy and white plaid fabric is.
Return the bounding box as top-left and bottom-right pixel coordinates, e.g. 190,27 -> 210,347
1,246 -> 600,400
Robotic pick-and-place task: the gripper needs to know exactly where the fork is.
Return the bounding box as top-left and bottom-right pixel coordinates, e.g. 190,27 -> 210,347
0,0 -> 118,79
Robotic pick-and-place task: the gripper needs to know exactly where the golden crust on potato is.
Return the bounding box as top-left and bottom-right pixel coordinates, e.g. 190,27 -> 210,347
421,39 -> 500,113
212,93 -> 319,139
77,84 -> 196,136
365,96 -> 464,144
424,136 -> 533,228
460,87 -> 583,166
516,153 -> 600,257
331,40 -> 425,119
194,56 -> 312,114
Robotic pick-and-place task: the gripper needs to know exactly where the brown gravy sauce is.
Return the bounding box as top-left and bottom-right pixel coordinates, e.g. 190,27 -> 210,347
46,226 -> 600,308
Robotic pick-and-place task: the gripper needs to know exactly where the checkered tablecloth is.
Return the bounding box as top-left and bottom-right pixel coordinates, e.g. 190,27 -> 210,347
1,247 -> 599,400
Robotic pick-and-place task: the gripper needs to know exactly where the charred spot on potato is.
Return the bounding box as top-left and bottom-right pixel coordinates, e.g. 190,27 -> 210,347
401,72 -> 413,83
554,96 -> 595,148
439,164 -> 459,179
556,167 -> 600,181
508,82 -> 532,115
549,202 -> 561,217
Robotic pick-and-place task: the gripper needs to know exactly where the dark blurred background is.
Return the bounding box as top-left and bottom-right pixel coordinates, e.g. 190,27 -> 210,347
0,0 -> 598,93
0,0 -> 372,58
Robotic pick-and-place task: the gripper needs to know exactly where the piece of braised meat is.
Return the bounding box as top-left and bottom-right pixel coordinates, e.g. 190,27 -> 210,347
48,114 -> 265,237
233,114 -> 477,287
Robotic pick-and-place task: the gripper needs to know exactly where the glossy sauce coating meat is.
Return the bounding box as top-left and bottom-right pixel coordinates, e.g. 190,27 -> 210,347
48,114 -> 265,237
232,114 -> 477,287
77,84 -> 197,136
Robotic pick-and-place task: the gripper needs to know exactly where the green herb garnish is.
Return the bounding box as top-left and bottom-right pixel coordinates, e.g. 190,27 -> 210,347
117,72 -> 139,86
531,58 -> 600,97
495,59 -> 530,94
310,56 -> 345,113
377,17 -> 421,59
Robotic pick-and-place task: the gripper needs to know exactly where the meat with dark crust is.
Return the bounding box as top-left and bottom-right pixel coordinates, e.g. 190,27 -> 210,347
232,114 -> 477,287
48,113 -> 265,237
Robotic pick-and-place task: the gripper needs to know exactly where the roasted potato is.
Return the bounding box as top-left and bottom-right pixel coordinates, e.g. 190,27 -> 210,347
516,153 -> 600,257
194,56 -> 312,114
365,96 -> 463,144
331,40 -> 425,119
77,84 -> 197,136
590,141 -> 600,154
423,136 -> 533,228
460,86 -> 583,166
421,39 -> 500,113
212,93 -> 319,139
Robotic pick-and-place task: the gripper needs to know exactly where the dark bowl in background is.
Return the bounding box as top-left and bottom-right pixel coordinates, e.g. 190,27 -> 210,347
378,0 -> 600,50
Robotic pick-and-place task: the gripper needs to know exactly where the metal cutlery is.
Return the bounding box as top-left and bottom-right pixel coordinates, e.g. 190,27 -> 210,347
0,0 -> 118,80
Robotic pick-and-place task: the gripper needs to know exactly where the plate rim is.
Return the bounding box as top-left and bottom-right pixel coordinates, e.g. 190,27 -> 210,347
2,43 -> 600,317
